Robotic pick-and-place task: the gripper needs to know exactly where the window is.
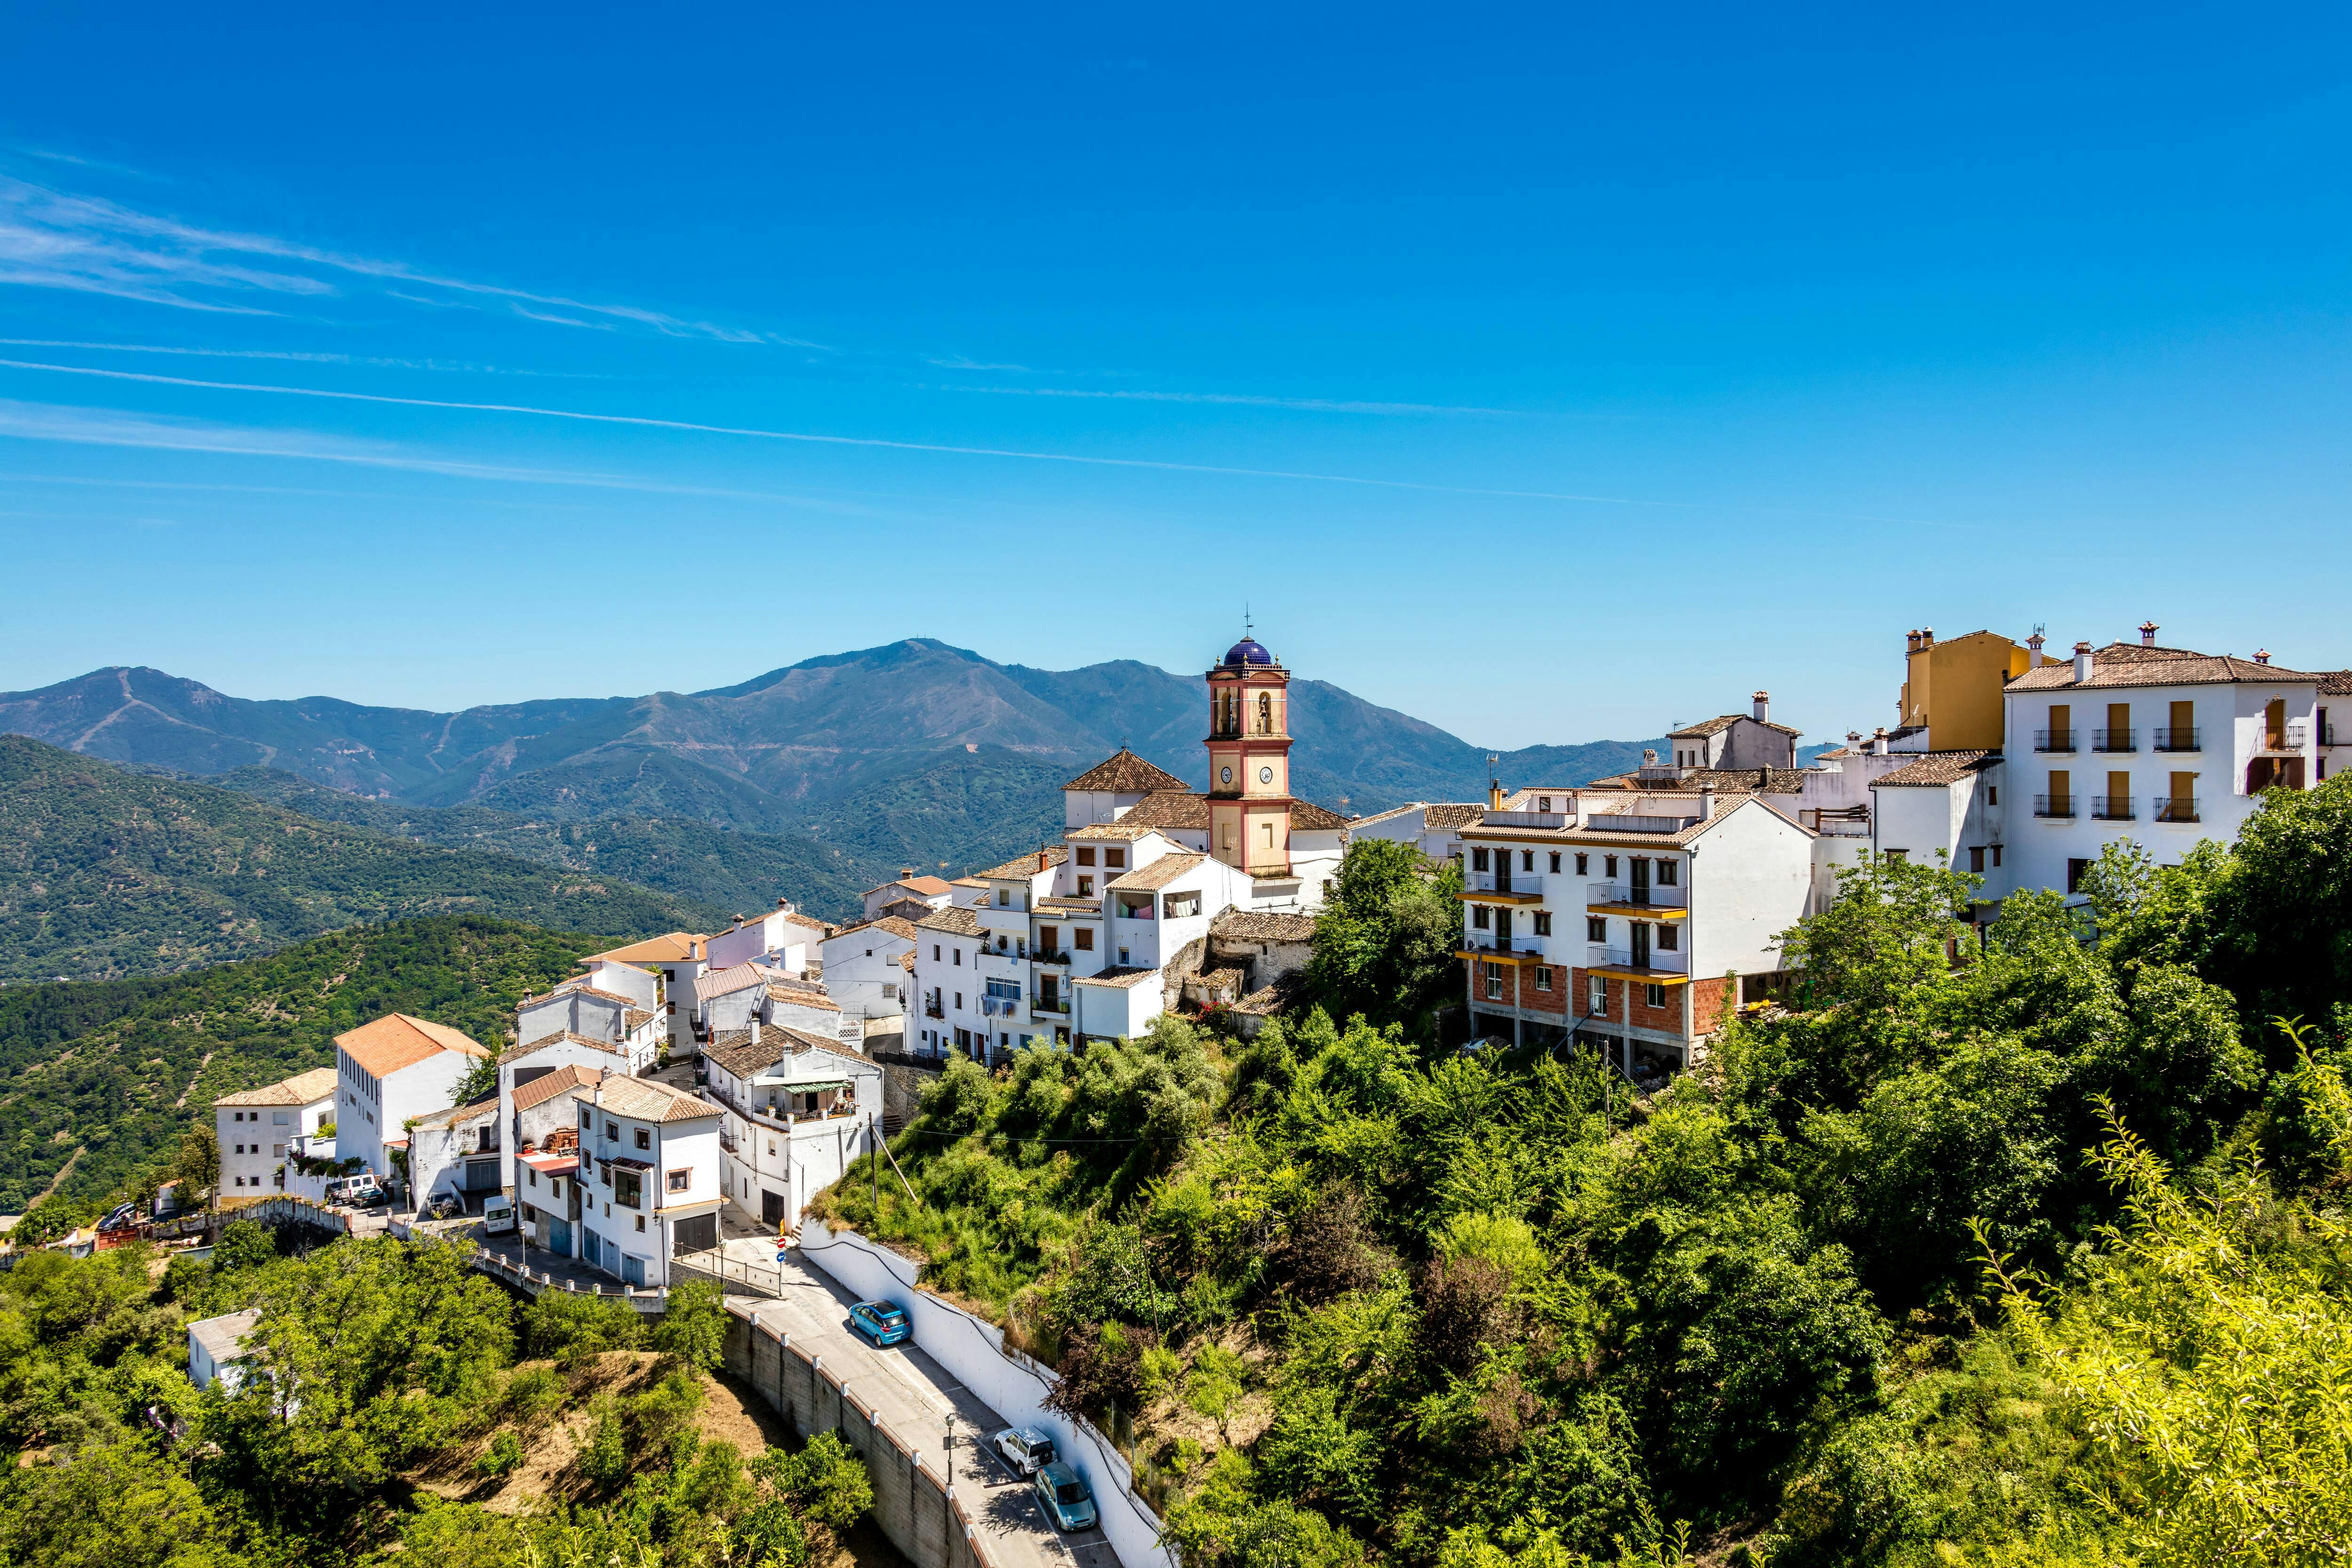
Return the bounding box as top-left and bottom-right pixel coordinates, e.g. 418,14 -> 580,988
1075,928 -> 1095,951
1992,844 -> 2003,868
1484,967 -> 1502,1000
1884,849 -> 1907,863
1534,912 -> 1552,936
1534,966 -> 1553,992
1655,859 -> 1678,886
954,948 -> 962,965
1520,851 -> 1534,871
1645,983 -> 1667,1009
2066,857 -> 2090,894
1078,875 -> 1096,895
1604,855 -> 1618,877
1163,891 -> 1202,918
1987,786 -> 1999,805
1575,853 -> 1589,875
634,1128 -> 651,1151
1076,846 -> 1096,866
232,1111 -> 243,1122
529,1167 -> 539,1188
1472,847 -> 1490,871
635,1214 -> 646,1232
605,1122 -> 620,1142
1589,976 -> 1607,1011
1105,848 -> 1126,869
998,889 -> 1014,907
954,992 -> 963,1009
1473,905 -> 1492,929
1969,846 -> 1985,873
1263,821 -> 1276,848
1538,795 -> 1553,812
934,944 -> 941,961
1259,692 -> 1273,732
1587,916 -> 1606,942
1656,923 -> 1679,951
1549,852 -> 1561,872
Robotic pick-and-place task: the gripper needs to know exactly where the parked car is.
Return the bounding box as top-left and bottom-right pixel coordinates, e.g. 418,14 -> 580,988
1033,1463 -> 1097,1532
481,1197 -> 517,1235
849,1300 -> 909,1346
992,1425 -> 1056,1476
323,1174 -> 383,1208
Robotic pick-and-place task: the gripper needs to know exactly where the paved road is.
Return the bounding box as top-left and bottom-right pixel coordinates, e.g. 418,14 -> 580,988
730,1246 -> 1121,1568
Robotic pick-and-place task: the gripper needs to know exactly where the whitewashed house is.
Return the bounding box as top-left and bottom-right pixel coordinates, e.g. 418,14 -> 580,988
577,933 -> 709,1050
187,1309 -> 261,1393
333,1015 -> 490,1190
405,1097 -> 501,1216
859,872 -> 954,922
213,1067 -> 337,1206
819,916 -> 918,1035
568,1076 -> 724,1287
704,900 -> 829,976
701,1023 -> 885,1232
497,1034 -> 637,1191
516,970 -> 662,1075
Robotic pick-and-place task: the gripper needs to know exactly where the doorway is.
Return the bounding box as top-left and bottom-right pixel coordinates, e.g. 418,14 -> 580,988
1631,921 -> 1652,969
761,1187 -> 788,1229
1630,857 -> 1651,906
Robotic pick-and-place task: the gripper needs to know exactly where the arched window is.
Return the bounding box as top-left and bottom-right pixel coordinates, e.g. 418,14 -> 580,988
1257,692 -> 1273,734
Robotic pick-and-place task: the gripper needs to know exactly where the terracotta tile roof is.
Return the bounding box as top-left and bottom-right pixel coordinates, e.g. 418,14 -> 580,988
766,984 -> 842,1013
704,1035 -> 787,1079
1812,746 -> 1856,760
524,982 -> 636,1009
780,910 -> 834,934
1421,804 -> 1487,830
916,905 -> 984,938
1213,909 -> 1318,943
974,845 -> 1068,881
1195,966 -> 1247,989
624,1008 -> 654,1033
1291,801 -> 1350,830
1587,767 -> 1810,794
214,1067 -> 340,1108
898,951 -> 915,971
1231,973 -> 1308,1016
1121,790 -> 1211,830
336,1014 -> 488,1078
500,1030 -> 628,1066
1064,748 -> 1191,794
582,933 -> 706,965
693,961 -> 784,1005
575,1075 -> 718,1125
950,876 -> 989,889
1036,895 -> 1103,913
1075,964 -> 1160,988
829,915 -> 923,945
1669,712 -> 1805,739
1068,822 -> 1163,841
2319,669 -> 2352,697
1875,750 -> 2000,787
1344,803 -> 1422,827
512,1064 -> 604,1112
1107,852 -> 1207,891
864,875 -> 951,898
407,1095 -> 499,1130
2007,641 -> 2319,692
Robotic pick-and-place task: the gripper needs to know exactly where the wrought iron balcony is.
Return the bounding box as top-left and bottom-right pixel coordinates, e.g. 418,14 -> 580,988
1584,944 -> 1690,976
2034,795 -> 2076,819
2152,726 -> 2200,752
2034,729 -> 2077,753
2091,795 -> 2134,820
2092,728 -> 2136,753
2151,796 -> 2201,823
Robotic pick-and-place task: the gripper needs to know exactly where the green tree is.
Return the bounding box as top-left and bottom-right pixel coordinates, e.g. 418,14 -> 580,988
0,1437 -> 244,1568
652,1279 -> 728,1373
2201,773 -> 2352,1061
523,1284 -> 644,1370
1305,839 -> 1465,1033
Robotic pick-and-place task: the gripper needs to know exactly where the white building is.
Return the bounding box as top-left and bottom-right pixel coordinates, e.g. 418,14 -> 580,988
701,1024 -> 884,1232
213,1067 -> 337,1206
704,900 -> 829,976
820,915 -> 918,1034
497,1033 -> 638,1191
567,1076 -> 724,1288
187,1309 -> 261,1393
859,872 -> 954,922
511,1065 -> 601,1255
405,1097 -> 501,1216
576,933 -> 709,1050
516,968 -> 663,1075
1342,802 -> 1488,865
1458,788 -> 1820,1077
332,1014 -> 490,1190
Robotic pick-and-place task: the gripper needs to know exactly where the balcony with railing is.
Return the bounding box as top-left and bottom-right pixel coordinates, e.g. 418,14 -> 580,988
2091,795 -> 2134,821
2261,722 -> 2309,753
2153,725 -> 2201,752
2092,728 -> 2136,753
2151,795 -> 2201,824
1585,944 -> 1690,977
1585,881 -> 1688,913
1456,934 -> 1549,963
2034,795 -> 2076,819
1031,948 -> 1071,966
2035,729 -> 2078,753
1463,870 -> 1544,903
1030,992 -> 1072,1016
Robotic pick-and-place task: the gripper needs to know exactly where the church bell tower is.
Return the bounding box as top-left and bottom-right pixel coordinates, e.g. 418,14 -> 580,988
1205,628 -> 1295,878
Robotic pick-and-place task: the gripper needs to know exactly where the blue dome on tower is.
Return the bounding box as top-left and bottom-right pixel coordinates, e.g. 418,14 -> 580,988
1222,637 -> 1274,668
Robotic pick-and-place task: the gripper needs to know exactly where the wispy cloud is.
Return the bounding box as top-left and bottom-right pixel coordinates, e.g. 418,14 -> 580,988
0,175 -> 768,342
935,383 -> 1518,416
0,337 -> 614,379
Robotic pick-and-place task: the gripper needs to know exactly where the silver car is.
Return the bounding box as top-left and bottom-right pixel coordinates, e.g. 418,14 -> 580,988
991,1425 -> 1056,1476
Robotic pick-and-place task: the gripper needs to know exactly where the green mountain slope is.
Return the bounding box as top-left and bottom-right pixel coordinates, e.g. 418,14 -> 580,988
0,737 -> 727,983
0,916 -> 603,1211
201,765 -> 865,922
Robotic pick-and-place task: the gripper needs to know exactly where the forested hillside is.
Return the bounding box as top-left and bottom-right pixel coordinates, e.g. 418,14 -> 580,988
0,737 -> 722,982
0,916 -> 602,1213
818,781 -> 2352,1565
203,764 -> 866,921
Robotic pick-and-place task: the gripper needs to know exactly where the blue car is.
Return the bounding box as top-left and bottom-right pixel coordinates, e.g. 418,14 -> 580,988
1034,1462 -> 1098,1532
849,1299 -> 910,1345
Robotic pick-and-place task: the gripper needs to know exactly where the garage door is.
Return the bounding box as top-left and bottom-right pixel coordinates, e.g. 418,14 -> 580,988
464,1159 -> 501,1191
671,1212 -> 717,1256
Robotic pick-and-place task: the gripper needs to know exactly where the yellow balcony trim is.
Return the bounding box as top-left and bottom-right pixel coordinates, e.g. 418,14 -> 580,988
1584,900 -> 1689,920
1583,965 -> 1694,985
1456,948 -> 1542,967
1458,889 -> 1543,905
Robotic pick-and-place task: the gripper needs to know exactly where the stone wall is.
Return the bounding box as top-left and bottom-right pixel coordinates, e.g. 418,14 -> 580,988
725,1305 -> 994,1568
871,1053 -> 942,1132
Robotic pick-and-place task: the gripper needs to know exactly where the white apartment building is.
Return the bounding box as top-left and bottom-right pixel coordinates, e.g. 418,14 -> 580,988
332,1014 -> 490,1188
1458,788 -> 1819,1076
213,1067 -> 337,1205
568,1076 -> 724,1287
701,1024 -> 884,1232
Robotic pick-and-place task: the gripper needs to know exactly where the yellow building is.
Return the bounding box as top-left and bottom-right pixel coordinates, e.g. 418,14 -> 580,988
1898,627 -> 2041,751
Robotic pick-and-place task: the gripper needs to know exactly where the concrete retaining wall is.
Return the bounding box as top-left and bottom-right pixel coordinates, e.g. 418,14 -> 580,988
725,1304 -> 994,1568
797,1219 -> 1175,1568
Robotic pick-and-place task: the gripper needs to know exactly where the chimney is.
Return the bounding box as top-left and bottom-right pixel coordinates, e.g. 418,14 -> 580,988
1921,626 -> 1935,648
2139,621 -> 2159,647
1038,846 -> 1051,873
1871,726 -> 1890,756
1907,629 -> 1921,652
750,1018 -> 762,1044
1699,786 -> 1717,820
1845,730 -> 1862,749
2026,630 -> 2046,667
1487,780 -> 1505,811
1752,691 -> 1770,723
2073,640 -> 2095,684
2256,648 -> 2272,666
899,867 -> 914,881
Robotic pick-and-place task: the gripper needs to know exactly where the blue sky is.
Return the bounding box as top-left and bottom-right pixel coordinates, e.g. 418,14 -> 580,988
3,2 -> 2350,747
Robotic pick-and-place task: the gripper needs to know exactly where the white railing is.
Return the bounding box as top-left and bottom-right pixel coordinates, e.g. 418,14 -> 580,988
1467,870 -> 1543,897
1586,944 -> 1690,974
1585,881 -> 1686,909
1581,813 -> 1695,834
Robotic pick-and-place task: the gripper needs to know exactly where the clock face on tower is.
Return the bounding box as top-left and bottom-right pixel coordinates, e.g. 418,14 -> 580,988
1219,766 -> 1232,785
1259,766 -> 1274,784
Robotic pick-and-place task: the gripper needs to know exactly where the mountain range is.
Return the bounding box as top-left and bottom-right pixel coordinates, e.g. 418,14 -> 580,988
0,639 -> 1673,896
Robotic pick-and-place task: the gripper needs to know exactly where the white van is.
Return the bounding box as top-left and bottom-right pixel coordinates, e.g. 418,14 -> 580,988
323,1174 -> 383,1208
481,1196 -> 517,1236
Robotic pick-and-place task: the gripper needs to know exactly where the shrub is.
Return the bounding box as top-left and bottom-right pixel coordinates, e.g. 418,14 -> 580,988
652,1278 -> 728,1372
578,1395 -> 629,1488
524,1287 -> 644,1370
475,1429 -> 524,1478
504,1365 -> 562,1420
